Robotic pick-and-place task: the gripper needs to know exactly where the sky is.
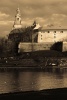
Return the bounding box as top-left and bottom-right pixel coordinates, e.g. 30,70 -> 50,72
0,0 -> 67,37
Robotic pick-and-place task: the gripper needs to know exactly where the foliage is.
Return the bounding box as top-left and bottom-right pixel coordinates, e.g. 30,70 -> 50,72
0,22 -> 38,57
8,26 -> 33,43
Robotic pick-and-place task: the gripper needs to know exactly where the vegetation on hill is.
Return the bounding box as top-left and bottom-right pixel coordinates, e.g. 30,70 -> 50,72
8,21 -> 37,43
8,27 -> 32,43
0,37 -> 17,57
0,21 -> 38,57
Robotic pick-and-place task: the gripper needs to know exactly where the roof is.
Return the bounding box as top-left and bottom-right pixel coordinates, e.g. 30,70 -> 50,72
40,29 -> 67,31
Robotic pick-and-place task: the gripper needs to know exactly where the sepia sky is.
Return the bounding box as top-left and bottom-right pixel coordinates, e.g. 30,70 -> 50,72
0,0 -> 67,37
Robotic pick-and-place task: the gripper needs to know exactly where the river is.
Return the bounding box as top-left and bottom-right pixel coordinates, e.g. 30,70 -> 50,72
0,68 -> 67,94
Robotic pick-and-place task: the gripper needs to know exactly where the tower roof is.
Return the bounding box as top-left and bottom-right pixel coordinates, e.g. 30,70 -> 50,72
12,8 -> 22,30
15,7 -> 21,17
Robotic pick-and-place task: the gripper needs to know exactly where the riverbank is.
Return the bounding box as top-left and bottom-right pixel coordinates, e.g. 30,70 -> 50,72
0,88 -> 67,100
0,56 -> 67,69
0,50 -> 67,68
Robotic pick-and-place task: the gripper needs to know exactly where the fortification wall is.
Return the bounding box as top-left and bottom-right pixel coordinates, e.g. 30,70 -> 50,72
62,42 -> 67,52
18,42 -> 54,52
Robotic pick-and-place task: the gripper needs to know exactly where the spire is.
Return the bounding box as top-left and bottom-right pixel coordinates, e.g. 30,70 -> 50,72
17,7 -> 20,13
32,20 -> 41,30
16,7 -> 21,17
32,20 -> 36,28
12,7 -> 22,30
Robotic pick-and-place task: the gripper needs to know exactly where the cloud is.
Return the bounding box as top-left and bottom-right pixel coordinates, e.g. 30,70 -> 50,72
0,12 -> 9,17
43,13 -> 67,28
15,0 -> 67,5
21,18 -> 34,26
0,11 -> 9,20
0,0 -> 67,18
0,0 -> 67,37
0,20 -> 13,26
0,0 -> 67,20
21,17 -> 46,27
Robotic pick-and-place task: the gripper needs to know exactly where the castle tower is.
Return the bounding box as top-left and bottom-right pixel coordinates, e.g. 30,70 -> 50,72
13,8 -> 22,29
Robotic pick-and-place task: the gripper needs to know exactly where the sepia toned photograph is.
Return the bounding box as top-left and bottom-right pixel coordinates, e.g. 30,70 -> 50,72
0,0 -> 67,99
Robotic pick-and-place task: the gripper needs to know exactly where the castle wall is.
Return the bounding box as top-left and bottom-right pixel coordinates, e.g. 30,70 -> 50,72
18,42 -> 53,52
62,42 -> 67,52
38,30 -> 67,42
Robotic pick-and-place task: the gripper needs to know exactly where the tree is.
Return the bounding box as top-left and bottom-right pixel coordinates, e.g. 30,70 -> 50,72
8,26 -> 34,43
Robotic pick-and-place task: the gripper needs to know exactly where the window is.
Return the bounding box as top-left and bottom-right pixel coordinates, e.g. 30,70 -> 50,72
41,38 -> 42,40
60,31 -> 63,33
54,31 -> 56,33
41,35 -> 42,37
48,31 -> 50,33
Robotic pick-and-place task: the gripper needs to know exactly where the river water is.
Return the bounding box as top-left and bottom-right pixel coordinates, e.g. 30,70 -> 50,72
0,68 -> 67,94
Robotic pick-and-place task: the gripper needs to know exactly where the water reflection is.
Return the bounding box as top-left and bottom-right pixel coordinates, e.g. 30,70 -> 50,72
0,68 -> 67,93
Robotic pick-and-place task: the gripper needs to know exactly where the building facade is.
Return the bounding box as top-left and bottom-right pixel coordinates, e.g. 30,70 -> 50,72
38,29 -> 67,43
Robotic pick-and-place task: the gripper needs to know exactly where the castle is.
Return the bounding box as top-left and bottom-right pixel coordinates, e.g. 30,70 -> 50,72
12,8 -> 67,53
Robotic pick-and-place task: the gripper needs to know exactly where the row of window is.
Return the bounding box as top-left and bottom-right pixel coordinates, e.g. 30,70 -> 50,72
41,34 -> 58,39
40,31 -> 63,38
40,30 -> 65,39
41,31 -> 63,33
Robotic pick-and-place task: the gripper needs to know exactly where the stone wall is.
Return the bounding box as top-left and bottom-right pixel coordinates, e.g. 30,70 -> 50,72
62,42 -> 67,52
18,42 -> 54,52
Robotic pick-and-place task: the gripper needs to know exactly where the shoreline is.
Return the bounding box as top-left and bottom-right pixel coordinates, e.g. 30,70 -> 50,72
0,66 -> 67,70
0,55 -> 67,68
0,88 -> 67,99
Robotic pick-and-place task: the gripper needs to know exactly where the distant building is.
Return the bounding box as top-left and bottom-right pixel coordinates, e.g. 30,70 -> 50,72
11,8 -> 67,52
12,8 -> 22,29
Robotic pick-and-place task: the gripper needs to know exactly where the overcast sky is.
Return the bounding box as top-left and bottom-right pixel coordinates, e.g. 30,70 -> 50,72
0,0 -> 67,37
